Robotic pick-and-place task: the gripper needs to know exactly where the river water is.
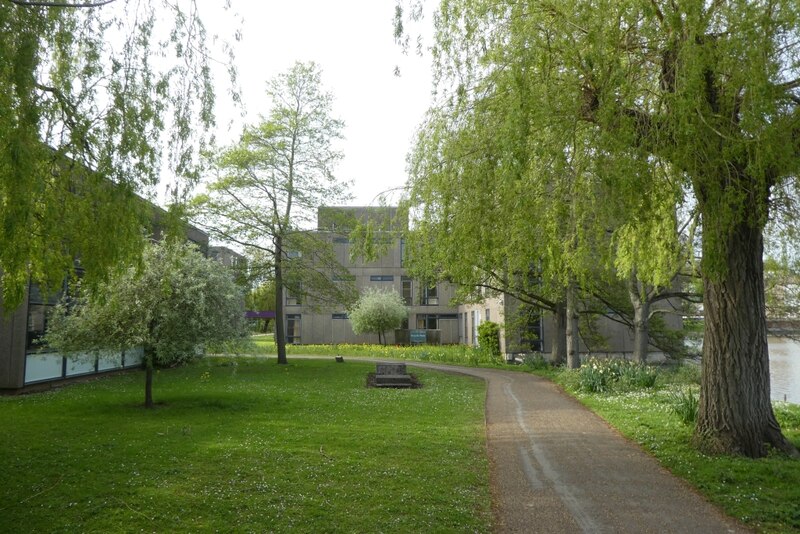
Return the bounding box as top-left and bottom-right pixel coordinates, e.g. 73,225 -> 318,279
768,337 -> 800,404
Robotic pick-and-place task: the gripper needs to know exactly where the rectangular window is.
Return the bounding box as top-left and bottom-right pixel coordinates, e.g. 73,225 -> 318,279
400,238 -> 406,267
486,309 -> 490,322
332,273 -> 355,282
26,304 -> 50,352
427,315 -> 438,330
416,314 -> 439,330
369,275 -> 394,282
286,314 -> 301,344
286,286 -> 301,306
402,277 -> 413,305
422,284 -> 438,306
332,313 -> 348,319
333,237 -> 350,244
287,250 -> 301,259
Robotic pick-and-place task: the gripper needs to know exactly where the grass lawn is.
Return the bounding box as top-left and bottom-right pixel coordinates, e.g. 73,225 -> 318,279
0,358 -> 491,533
539,362 -> 800,534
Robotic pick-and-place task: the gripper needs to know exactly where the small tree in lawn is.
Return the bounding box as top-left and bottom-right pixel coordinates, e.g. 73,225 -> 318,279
46,240 -> 247,408
349,288 -> 407,345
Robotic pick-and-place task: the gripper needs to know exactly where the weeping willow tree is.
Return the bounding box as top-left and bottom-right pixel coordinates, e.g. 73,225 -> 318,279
0,0 -> 235,308
404,44 -> 685,369
400,0 -> 800,457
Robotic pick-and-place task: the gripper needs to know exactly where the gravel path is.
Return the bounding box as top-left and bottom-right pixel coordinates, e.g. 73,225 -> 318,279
405,362 -> 751,534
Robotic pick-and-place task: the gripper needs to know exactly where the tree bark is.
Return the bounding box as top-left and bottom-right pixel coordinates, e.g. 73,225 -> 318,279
695,214 -> 799,458
274,234 -> 288,365
629,274 -> 650,364
144,347 -> 154,409
551,300 -> 567,365
566,281 -> 581,369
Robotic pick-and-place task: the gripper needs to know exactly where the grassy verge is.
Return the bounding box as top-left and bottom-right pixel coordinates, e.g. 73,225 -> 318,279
0,358 -> 491,533
538,360 -> 800,533
216,337 -> 504,367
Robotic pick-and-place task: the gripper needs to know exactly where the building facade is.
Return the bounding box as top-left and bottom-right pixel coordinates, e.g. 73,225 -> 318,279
459,291 -> 682,361
287,207 -> 460,345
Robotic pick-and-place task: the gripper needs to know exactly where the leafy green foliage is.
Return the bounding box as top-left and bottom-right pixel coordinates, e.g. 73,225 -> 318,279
477,320 -> 501,360
193,62 -> 354,363
348,288 -> 408,345
0,2 -> 234,307
400,0 -> 800,456
245,282 -> 276,332
522,353 -> 550,370
46,240 -> 246,402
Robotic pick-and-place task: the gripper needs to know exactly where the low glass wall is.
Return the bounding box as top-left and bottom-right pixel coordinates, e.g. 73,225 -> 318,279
24,353 -> 64,383
24,347 -> 143,385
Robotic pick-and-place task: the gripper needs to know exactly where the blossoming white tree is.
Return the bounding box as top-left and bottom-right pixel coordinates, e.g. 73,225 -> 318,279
46,240 -> 246,408
348,288 -> 407,345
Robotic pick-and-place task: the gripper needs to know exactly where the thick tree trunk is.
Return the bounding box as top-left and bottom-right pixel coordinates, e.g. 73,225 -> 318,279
695,216 -> 798,458
566,282 -> 581,369
274,235 -> 288,365
629,275 -> 650,364
144,347 -> 154,409
550,300 -> 567,365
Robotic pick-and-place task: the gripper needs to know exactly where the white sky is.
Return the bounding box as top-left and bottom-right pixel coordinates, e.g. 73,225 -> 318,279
208,1 -> 434,207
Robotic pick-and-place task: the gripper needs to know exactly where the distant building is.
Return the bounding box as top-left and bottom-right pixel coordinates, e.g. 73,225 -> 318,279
285,206 -> 682,359
459,289 -> 683,361
288,207 -> 460,345
209,246 -> 245,269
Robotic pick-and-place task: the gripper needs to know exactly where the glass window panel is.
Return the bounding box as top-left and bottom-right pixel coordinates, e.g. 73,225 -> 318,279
65,352 -> 96,376
24,353 -> 64,383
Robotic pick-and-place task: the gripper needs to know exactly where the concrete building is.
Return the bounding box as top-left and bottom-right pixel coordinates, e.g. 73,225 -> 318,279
287,206 -> 460,345
459,290 -> 683,361
209,245 -> 245,269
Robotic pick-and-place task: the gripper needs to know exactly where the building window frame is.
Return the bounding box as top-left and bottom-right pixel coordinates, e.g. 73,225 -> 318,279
402,277 -> 413,306
422,284 -> 438,306
286,314 -> 302,344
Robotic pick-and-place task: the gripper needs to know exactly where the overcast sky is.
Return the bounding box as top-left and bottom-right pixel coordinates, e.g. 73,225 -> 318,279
209,1 -> 434,207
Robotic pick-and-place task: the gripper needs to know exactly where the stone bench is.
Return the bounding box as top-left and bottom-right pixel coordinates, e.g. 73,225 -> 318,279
375,362 -> 413,388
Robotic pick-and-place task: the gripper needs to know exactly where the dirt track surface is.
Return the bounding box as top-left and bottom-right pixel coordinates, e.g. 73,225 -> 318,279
405,362 -> 750,534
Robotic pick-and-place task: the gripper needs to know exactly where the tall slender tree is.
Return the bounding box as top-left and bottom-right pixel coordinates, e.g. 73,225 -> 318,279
193,62 -> 354,365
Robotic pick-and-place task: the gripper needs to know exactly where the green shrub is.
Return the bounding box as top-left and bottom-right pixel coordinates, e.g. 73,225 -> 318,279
670,387 -> 699,425
522,353 -> 550,370
477,321 -> 501,360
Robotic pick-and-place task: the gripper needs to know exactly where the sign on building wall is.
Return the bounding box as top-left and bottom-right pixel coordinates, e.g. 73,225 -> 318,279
410,329 -> 427,344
